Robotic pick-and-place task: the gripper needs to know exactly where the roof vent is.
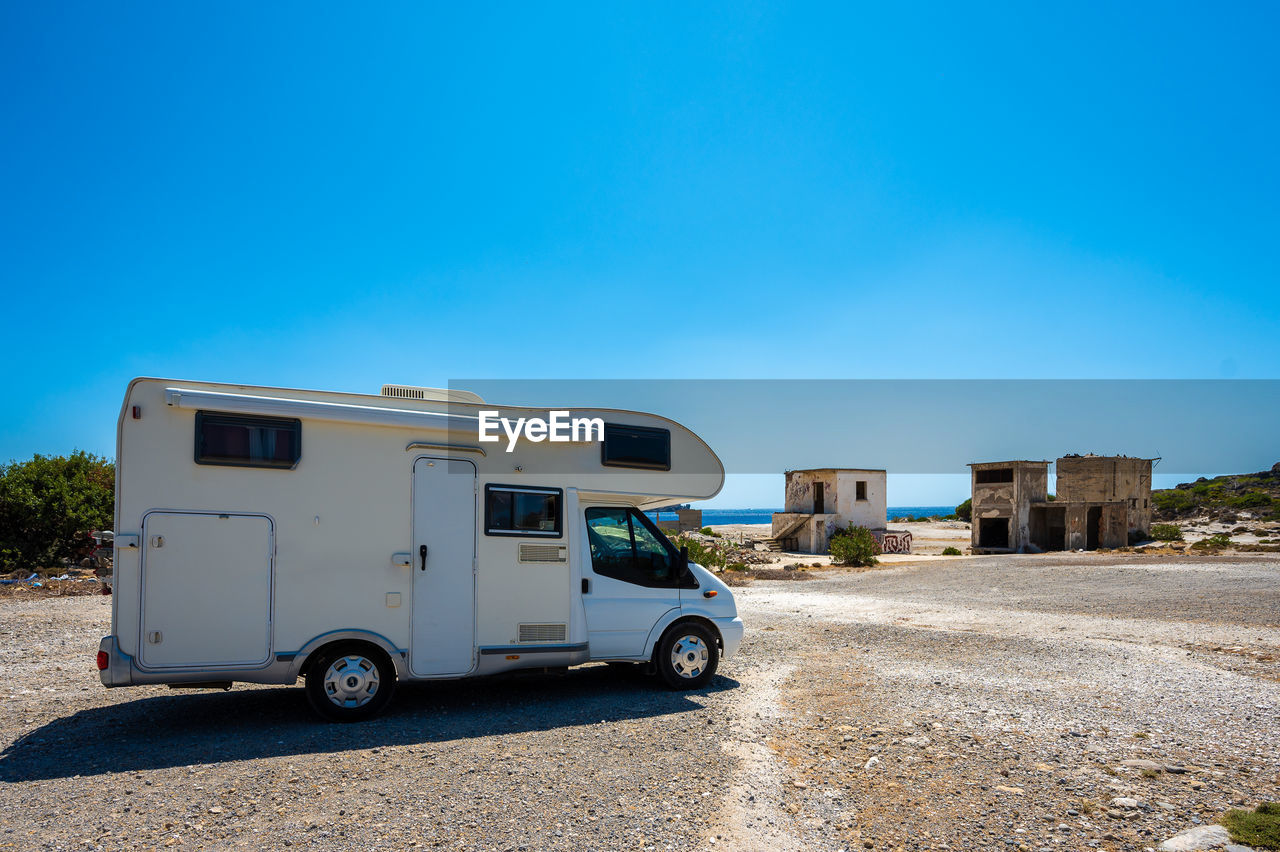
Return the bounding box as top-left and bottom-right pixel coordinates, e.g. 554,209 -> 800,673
381,384 -> 427,399
380,384 -> 484,403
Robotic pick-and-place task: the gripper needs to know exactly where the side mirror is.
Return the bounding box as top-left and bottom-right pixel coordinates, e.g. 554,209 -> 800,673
680,545 -> 690,575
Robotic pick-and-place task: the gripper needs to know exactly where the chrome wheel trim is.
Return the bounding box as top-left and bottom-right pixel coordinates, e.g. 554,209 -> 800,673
322,654 -> 381,708
669,635 -> 709,679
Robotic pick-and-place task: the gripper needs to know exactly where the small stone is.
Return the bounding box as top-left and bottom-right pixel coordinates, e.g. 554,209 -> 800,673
793,780 -> 808,789
1121,759 -> 1163,771
994,785 -> 1025,795
1110,797 -> 1143,809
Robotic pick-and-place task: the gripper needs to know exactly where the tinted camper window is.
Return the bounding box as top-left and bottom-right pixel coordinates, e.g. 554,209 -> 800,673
195,412 -> 300,469
601,424 -> 671,470
485,485 -> 562,537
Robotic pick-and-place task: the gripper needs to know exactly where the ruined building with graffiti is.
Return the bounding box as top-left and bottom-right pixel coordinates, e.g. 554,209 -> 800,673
769,468 -> 911,554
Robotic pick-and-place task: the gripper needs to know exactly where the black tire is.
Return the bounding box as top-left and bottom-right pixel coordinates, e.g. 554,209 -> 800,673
656,623 -> 719,689
304,642 -> 396,722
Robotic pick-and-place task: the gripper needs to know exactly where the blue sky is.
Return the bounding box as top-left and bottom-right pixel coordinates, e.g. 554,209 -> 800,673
2,3 -> 1277,506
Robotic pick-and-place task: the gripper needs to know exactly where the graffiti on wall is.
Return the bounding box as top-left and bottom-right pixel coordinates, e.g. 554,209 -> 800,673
876,530 -> 912,554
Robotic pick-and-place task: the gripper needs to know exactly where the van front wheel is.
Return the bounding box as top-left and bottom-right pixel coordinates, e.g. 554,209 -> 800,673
657,624 -> 719,689
304,643 -> 396,722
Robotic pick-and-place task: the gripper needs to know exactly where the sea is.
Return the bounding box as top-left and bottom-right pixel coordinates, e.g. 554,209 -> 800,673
647,506 -> 956,525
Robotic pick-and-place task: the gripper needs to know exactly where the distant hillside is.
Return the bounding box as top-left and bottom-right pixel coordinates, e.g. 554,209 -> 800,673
1152,463 -> 1280,521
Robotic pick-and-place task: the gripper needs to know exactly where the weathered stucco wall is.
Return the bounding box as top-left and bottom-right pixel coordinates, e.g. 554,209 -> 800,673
834,471 -> 886,529
970,461 -> 1049,551
784,470 -> 839,514
1056,456 -> 1153,537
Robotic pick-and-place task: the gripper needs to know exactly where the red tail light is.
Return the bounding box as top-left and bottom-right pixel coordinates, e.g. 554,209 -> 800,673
96,651 -> 109,671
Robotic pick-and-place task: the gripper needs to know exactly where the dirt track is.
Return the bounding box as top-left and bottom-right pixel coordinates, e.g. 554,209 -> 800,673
1,553 -> 1277,851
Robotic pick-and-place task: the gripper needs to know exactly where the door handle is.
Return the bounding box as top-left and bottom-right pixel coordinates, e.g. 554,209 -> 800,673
419,544 -> 428,571
581,578 -> 590,594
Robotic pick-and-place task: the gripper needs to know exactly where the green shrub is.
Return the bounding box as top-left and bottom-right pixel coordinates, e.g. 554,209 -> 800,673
1153,490 -> 1198,514
0,451 -> 115,572
941,546 -> 962,556
1151,523 -> 1184,542
1227,492 -> 1273,511
700,526 -> 721,537
1191,533 -> 1233,550
955,498 -> 972,522
828,526 -> 880,567
1222,802 -> 1280,849
681,537 -> 725,569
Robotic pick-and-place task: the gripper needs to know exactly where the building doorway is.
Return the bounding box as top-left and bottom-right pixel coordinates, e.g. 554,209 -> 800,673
978,517 -> 1009,549
813,482 -> 824,514
1029,506 -> 1066,551
1086,506 -> 1102,550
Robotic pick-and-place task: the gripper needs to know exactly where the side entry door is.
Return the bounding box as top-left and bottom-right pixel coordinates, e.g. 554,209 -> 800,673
410,457 -> 477,677
581,507 -> 684,658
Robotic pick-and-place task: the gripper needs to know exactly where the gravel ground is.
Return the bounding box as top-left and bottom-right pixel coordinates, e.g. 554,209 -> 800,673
2,553 -> 1277,851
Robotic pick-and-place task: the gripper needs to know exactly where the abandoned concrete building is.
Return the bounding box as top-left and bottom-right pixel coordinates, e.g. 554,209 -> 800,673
969,455 -> 1154,553
770,468 -> 891,553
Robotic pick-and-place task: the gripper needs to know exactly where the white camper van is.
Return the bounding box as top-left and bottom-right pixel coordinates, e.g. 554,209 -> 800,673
98,379 -> 743,720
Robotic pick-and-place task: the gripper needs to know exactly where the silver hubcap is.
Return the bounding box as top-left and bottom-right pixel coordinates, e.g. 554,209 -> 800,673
322,655 -> 380,708
670,635 -> 709,679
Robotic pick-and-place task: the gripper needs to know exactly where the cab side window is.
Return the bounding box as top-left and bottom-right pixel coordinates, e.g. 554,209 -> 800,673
585,507 -> 681,587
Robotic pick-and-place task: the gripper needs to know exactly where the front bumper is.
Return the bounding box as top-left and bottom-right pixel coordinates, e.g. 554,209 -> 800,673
714,616 -> 745,659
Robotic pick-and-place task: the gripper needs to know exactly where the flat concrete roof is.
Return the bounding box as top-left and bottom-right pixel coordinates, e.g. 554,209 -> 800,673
786,468 -> 887,474
967,460 -> 1050,467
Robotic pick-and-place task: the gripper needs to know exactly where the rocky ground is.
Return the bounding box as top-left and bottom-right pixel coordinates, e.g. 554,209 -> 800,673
2,553 -> 1277,851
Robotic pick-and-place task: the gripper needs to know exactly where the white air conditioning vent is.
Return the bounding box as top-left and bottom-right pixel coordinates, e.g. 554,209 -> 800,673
381,384 -> 427,399
380,384 -> 485,403
518,623 -> 567,643
518,543 -> 568,563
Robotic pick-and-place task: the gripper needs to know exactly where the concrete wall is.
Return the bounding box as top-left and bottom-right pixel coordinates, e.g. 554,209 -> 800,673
654,509 -> 702,532
1056,457 -> 1153,537
782,469 -> 885,531
784,470 -> 839,514
970,462 -> 1049,551
834,471 -> 887,530
1063,502 -> 1128,550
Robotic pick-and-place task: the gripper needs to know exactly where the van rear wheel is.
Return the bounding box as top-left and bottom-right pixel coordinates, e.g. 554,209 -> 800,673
656,623 -> 719,689
304,643 -> 396,722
